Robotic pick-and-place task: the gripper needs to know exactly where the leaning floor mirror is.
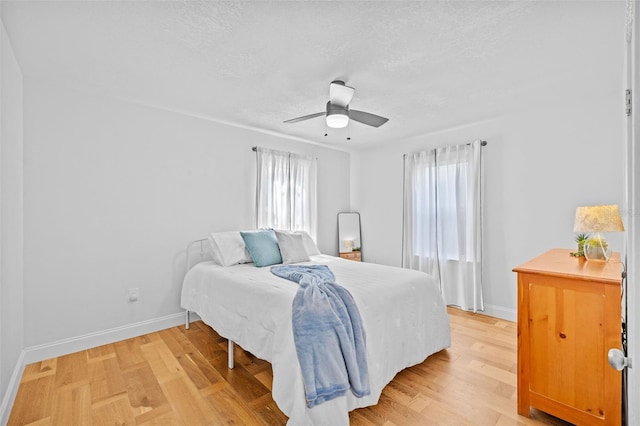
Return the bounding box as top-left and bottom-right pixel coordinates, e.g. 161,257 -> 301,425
338,212 -> 362,262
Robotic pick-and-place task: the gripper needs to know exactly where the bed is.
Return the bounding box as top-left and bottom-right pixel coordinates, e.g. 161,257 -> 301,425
180,231 -> 451,425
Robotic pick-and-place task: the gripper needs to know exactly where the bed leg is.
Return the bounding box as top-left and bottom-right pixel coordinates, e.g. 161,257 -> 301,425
185,310 -> 190,330
228,340 -> 235,369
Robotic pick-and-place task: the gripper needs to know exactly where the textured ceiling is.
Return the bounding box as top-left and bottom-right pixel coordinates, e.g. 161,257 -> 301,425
0,1 -> 624,150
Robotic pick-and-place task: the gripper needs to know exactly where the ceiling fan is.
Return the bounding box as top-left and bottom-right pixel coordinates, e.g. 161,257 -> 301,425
284,80 -> 389,129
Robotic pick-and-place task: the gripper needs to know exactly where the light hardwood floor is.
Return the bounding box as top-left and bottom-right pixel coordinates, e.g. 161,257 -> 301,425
8,308 -> 572,425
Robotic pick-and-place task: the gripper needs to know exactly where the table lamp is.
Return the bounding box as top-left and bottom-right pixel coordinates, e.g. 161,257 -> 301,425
573,204 -> 624,261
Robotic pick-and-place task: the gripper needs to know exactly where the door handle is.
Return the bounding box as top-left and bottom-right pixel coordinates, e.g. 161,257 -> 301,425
608,348 -> 632,370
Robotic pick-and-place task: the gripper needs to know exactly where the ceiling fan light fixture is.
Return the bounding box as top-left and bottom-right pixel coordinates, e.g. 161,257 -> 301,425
284,81 -> 388,129
326,111 -> 349,128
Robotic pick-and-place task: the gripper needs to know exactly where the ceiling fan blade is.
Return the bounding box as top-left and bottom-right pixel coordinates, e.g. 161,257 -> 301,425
349,110 -> 389,127
329,81 -> 355,107
283,112 -> 325,124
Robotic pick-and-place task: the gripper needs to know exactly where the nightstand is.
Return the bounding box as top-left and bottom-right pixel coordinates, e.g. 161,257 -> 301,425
339,251 -> 361,262
513,248 -> 622,425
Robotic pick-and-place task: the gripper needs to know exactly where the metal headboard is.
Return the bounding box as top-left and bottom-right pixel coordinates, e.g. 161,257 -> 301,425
185,238 -> 212,272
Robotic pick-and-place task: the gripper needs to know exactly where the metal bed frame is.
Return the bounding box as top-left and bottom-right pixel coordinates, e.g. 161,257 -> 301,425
184,238 -> 235,369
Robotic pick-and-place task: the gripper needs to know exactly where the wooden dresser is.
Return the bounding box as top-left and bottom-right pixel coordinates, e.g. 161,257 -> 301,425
339,251 -> 361,261
513,249 -> 622,425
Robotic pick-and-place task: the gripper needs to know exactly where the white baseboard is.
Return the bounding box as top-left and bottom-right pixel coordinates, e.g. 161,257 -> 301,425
481,304 -> 517,322
23,311 -> 203,364
0,350 -> 26,426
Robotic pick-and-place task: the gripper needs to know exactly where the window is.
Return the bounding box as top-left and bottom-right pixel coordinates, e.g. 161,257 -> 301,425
255,147 -> 317,239
402,141 -> 484,311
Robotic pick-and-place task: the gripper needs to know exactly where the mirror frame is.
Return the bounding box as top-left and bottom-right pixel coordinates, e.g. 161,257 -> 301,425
338,212 -> 362,258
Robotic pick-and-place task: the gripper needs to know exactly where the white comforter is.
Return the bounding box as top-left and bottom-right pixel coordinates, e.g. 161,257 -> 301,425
180,255 -> 451,425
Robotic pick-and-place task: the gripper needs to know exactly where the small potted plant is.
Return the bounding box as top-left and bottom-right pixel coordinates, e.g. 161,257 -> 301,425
570,233 -> 590,257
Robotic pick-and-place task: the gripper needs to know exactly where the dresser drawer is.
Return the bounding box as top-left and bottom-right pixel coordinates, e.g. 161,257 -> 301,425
339,252 -> 361,261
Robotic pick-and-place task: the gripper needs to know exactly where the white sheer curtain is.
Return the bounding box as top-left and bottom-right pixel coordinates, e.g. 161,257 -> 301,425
256,147 -> 317,239
402,140 -> 483,312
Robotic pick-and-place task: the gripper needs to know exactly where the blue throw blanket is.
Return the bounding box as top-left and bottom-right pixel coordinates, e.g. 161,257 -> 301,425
271,264 -> 370,408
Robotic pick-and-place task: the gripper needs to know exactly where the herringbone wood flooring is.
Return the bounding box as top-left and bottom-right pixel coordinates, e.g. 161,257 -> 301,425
8,308 -> 571,425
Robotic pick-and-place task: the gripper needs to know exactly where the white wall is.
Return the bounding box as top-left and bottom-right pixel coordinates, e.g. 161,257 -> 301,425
0,19 -> 24,417
21,80 -> 350,349
353,99 -> 623,320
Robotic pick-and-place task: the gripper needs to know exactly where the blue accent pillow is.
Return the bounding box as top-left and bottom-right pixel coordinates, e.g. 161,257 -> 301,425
240,230 -> 283,267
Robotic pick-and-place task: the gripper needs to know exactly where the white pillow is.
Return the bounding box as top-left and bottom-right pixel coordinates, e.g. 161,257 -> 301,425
208,231 -> 253,267
275,231 -> 310,264
298,231 -> 321,256
274,230 -> 321,256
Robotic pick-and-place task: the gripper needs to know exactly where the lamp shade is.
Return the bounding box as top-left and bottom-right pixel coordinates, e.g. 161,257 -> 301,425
573,205 -> 625,233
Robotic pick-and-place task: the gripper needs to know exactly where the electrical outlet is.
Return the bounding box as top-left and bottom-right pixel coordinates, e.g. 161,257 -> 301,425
128,287 -> 139,302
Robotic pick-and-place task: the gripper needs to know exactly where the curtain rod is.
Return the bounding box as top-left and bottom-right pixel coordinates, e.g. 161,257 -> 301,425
251,146 -> 317,160
252,146 -> 297,154
402,140 -> 488,158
